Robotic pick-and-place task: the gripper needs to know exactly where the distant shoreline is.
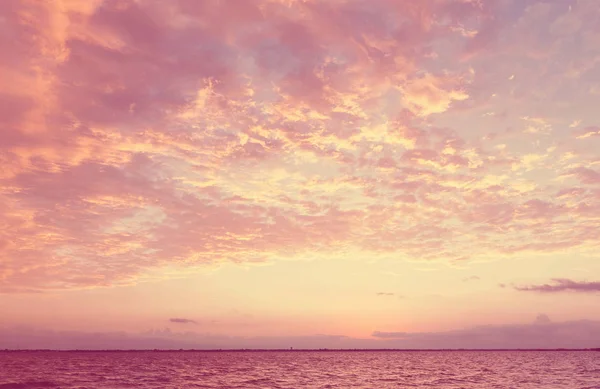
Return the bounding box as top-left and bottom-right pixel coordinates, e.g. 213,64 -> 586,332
2,348 -> 599,352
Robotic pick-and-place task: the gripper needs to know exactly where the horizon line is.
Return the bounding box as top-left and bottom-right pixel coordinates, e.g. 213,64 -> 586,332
3,348 -> 600,352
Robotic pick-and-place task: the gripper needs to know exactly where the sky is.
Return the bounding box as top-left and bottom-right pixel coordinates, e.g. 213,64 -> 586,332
1,0 -> 600,349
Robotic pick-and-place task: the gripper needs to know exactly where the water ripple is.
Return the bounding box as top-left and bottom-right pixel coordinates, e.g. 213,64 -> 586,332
0,351 -> 599,388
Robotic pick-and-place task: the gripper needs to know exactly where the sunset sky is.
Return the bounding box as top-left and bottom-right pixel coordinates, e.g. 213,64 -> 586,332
1,0 -> 600,349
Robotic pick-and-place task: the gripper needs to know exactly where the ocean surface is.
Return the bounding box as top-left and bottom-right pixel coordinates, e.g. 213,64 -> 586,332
0,351 -> 598,388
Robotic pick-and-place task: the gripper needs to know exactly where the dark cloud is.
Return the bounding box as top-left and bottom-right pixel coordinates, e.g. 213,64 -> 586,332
169,318 -> 197,324
514,279 -> 600,293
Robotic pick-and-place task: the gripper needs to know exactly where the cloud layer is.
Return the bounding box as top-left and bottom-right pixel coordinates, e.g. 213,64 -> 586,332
169,318 -> 198,325
2,0 -> 600,292
370,319 -> 600,349
2,318 -> 600,350
514,279 -> 600,293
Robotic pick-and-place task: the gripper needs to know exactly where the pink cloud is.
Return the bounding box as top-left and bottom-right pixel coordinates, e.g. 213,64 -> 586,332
2,0 -> 600,293
371,318 -> 600,349
3,317 -> 600,349
514,279 -> 600,293
569,167 -> 600,185
169,318 -> 198,325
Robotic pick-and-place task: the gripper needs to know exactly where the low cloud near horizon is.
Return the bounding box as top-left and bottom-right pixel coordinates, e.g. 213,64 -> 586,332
2,317 -> 599,350
514,279 -> 600,293
370,316 -> 600,349
169,318 -> 198,325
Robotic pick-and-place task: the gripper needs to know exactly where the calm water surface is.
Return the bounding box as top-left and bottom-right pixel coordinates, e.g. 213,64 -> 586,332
0,351 -> 598,388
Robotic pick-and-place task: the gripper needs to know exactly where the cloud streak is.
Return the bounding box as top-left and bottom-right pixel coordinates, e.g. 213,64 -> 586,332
514,279 -> 600,293
169,318 -> 198,325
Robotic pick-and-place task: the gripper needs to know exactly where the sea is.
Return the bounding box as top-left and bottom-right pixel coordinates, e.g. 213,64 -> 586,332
0,351 -> 598,388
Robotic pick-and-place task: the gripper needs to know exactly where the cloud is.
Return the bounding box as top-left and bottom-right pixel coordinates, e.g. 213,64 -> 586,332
0,326 -> 374,350
376,292 -> 395,296
4,317 -> 600,349
370,318 -> 600,349
574,126 -> 600,139
371,331 -> 410,339
2,0 -> 600,293
533,314 -> 552,325
401,73 -> 469,116
568,168 -> 600,185
462,276 -> 480,282
514,279 -> 600,293
169,318 -> 198,325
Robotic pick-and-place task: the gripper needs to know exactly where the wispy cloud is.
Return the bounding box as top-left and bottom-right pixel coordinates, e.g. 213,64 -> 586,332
462,276 -> 481,282
169,318 -> 198,325
574,126 -> 600,139
514,279 -> 600,293
376,292 -> 395,296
